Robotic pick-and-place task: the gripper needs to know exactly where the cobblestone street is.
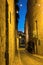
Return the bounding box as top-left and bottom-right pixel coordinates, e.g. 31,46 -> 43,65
14,50 -> 43,65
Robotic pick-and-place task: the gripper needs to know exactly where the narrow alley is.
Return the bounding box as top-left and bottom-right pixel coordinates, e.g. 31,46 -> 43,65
0,0 -> 43,65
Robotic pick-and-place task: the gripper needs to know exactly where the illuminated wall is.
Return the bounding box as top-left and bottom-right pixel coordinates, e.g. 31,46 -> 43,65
7,0 -> 16,65
28,0 -> 43,55
0,0 -> 16,65
0,0 -> 6,65
25,16 -> 29,49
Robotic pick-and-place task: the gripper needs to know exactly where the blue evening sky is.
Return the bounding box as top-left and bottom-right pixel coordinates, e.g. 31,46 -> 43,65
18,0 -> 27,32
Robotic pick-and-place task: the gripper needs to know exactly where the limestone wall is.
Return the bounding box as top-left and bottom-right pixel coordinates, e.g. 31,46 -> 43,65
28,0 -> 43,55
7,0 -> 16,65
0,0 -> 6,65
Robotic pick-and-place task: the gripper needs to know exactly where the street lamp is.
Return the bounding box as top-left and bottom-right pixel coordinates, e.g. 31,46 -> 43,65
19,36 -> 22,39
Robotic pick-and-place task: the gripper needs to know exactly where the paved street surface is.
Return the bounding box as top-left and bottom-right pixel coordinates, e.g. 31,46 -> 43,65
14,50 -> 43,65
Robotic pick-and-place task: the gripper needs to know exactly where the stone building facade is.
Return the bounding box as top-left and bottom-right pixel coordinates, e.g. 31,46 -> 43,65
24,15 -> 29,49
0,0 -> 16,65
0,0 -> 6,65
27,0 -> 43,55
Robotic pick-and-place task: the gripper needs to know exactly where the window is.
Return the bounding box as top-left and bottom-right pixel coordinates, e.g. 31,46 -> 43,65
35,0 -> 37,3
